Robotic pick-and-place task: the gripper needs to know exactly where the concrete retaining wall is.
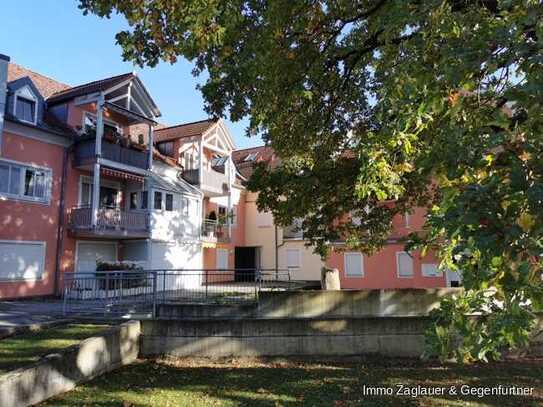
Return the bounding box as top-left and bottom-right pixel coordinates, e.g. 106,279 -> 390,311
157,288 -> 463,320
257,289 -> 462,318
140,317 -> 429,358
0,320 -> 141,407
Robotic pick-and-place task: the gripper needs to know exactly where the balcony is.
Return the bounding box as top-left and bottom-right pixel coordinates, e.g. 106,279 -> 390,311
201,219 -> 229,245
69,206 -> 150,238
283,223 -> 303,239
181,168 -> 229,196
73,138 -> 149,171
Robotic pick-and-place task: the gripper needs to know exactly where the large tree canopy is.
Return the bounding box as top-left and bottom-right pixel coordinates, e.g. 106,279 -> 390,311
80,0 -> 543,361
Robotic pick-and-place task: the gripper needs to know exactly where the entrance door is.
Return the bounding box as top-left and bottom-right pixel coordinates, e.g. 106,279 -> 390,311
234,247 -> 257,282
76,242 -> 117,273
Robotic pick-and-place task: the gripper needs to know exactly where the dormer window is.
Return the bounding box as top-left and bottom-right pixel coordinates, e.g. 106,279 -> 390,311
15,98 -> 36,123
13,86 -> 38,125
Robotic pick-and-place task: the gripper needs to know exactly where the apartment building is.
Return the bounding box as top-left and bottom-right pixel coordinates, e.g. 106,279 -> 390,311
232,145 -> 462,289
0,55 -> 203,298
0,53 -> 459,299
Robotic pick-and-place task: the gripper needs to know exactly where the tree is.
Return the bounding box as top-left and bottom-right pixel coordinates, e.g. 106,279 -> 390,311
79,0 -> 543,362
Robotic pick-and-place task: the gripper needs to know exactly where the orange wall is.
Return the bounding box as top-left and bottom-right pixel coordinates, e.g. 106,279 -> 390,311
326,207 -> 447,288
0,131 -> 65,298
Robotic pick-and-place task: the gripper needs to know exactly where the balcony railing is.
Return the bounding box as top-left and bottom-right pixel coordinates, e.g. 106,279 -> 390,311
283,223 -> 303,239
201,219 -> 229,243
181,168 -> 229,195
69,206 -> 150,237
73,138 -> 148,170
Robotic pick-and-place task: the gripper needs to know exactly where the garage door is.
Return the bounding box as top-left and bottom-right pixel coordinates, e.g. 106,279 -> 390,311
76,242 -> 117,273
152,242 -> 202,290
0,241 -> 45,280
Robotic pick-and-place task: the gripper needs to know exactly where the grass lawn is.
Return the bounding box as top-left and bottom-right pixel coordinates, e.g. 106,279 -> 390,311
41,356 -> 542,406
0,323 -> 110,374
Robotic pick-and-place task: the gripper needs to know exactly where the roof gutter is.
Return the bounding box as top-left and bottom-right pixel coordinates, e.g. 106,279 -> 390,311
0,54 -> 10,156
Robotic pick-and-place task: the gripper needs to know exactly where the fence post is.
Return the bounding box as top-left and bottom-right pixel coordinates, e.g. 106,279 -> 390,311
104,272 -> 109,316
152,271 -> 157,319
163,270 -> 166,302
62,279 -> 67,316
205,269 -> 208,299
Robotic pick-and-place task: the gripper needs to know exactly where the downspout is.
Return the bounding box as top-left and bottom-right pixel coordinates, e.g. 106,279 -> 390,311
54,146 -> 69,296
0,54 -> 10,156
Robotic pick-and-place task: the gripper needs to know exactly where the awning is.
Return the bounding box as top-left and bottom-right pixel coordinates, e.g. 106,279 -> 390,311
101,167 -> 145,183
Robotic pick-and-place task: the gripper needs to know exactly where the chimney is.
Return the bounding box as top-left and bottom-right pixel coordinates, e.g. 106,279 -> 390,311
0,53 -> 9,156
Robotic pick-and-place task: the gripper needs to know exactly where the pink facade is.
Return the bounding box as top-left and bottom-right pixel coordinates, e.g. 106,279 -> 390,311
0,131 -> 65,298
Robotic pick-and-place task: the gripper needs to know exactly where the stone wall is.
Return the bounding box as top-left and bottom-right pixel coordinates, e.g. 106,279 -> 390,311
0,321 -> 141,407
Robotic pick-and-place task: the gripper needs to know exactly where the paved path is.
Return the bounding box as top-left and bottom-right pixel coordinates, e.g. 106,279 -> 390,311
0,300 -> 64,328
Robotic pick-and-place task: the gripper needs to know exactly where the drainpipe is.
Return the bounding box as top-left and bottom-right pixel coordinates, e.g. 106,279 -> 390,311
54,146 -> 70,296
0,54 -> 10,156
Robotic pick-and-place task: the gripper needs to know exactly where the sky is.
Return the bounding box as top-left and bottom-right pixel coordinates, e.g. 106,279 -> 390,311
0,0 -> 261,149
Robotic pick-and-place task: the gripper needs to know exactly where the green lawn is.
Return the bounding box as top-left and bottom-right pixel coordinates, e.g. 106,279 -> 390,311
41,356 -> 542,406
0,323 -> 110,374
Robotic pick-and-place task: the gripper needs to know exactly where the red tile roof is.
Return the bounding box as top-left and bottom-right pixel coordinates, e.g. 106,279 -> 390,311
47,72 -> 134,104
7,63 -> 70,98
232,145 -> 279,179
154,119 -> 217,143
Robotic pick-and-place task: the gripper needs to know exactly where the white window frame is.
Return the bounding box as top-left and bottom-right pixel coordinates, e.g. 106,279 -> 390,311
0,240 -> 46,281
165,193 -> 174,212
216,248 -> 229,271
13,86 -> 38,125
421,263 -> 442,277
181,197 -> 190,216
286,248 -> 301,269
0,158 -> 52,204
344,252 -> 364,278
396,251 -> 414,278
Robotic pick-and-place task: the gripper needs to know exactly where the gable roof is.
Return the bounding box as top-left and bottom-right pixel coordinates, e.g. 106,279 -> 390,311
7,63 -> 70,99
47,72 -> 134,104
154,119 -> 218,143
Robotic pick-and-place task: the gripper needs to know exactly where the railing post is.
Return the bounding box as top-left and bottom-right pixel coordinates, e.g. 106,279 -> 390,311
205,269 -> 208,299
104,271 -> 109,316
152,271 -> 157,318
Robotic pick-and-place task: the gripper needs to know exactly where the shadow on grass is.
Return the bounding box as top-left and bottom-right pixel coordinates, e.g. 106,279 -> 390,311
41,356 -> 543,406
0,324 -> 110,373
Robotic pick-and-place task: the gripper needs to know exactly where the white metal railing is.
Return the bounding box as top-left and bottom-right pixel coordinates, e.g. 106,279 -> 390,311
201,219 -> 229,242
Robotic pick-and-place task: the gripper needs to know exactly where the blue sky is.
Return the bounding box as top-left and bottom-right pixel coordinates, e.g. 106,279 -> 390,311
0,0 -> 261,149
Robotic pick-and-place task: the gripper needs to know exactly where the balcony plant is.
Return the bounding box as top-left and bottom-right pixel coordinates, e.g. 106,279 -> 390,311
95,260 -> 148,289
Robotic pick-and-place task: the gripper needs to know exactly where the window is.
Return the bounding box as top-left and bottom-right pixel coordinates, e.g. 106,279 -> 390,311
217,249 -> 229,270
421,263 -> 442,277
256,210 -> 273,228
154,191 -> 162,210
211,155 -> 228,167
140,191 -> 148,209
345,253 -> 364,277
138,134 -> 145,144
157,141 -> 174,157
181,151 -> 196,170
397,252 -> 414,278
0,160 -> 51,203
181,197 -> 189,216
130,192 -> 138,210
405,212 -> 411,228
15,97 -> 36,123
0,241 -> 45,280
286,249 -> 301,269
165,194 -> 174,211
244,152 -> 259,162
